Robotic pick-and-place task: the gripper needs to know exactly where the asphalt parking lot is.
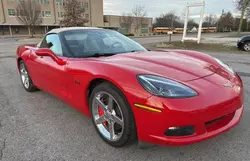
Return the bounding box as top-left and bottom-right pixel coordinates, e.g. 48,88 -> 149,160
0,37 -> 250,161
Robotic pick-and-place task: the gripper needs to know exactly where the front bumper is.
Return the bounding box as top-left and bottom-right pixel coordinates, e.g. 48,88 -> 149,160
237,41 -> 243,48
147,106 -> 243,146
132,74 -> 244,146
134,100 -> 243,146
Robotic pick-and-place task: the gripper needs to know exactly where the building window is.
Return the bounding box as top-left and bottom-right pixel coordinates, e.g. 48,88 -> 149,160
120,23 -> 129,34
32,0 -> 40,3
81,2 -> 88,9
58,12 -> 64,18
84,2 -> 88,8
36,11 -> 41,17
56,0 -> 64,5
85,14 -> 89,20
40,0 -> 49,4
8,9 -> 15,16
141,24 -> 148,33
45,11 -> 51,17
17,10 -> 25,16
41,11 -> 51,17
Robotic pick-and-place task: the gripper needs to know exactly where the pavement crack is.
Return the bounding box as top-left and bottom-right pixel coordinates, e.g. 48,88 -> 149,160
16,110 -> 68,132
0,139 -> 6,160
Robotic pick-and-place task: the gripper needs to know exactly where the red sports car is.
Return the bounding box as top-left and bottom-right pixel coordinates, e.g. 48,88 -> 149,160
16,27 -> 244,147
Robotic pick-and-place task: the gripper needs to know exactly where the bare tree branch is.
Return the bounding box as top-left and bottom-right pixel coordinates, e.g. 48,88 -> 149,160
154,11 -> 183,28
121,13 -> 133,33
122,13 -> 133,25
131,5 -> 147,34
60,0 -> 88,27
217,12 -> 234,32
203,14 -> 217,27
236,0 -> 250,16
16,0 -> 42,37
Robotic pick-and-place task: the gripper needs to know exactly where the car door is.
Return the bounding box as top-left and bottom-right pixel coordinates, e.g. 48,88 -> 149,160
37,34 -> 69,101
27,38 -> 51,91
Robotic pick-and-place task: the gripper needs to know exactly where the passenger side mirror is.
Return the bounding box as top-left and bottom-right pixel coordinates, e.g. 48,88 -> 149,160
36,48 -> 66,66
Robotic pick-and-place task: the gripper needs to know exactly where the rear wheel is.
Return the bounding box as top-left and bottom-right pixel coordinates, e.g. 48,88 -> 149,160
242,42 -> 250,51
89,82 -> 137,147
19,60 -> 37,92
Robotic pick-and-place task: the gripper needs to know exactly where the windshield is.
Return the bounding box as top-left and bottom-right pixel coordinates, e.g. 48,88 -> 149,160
60,29 -> 147,58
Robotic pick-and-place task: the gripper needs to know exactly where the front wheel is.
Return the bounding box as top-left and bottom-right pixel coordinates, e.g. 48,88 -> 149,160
89,82 -> 137,147
242,42 -> 250,51
19,60 -> 38,92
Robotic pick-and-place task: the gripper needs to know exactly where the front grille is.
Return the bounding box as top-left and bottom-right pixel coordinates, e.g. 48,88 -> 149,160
205,113 -> 234,131
205,116 -> 225,126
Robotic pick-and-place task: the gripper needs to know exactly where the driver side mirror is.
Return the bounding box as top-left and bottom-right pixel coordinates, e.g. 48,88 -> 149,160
36,48 -> 66,66
47,42 -> 53,48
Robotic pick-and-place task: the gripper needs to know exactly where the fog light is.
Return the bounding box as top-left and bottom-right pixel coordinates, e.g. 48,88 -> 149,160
168,127 -> 181,130
165,126 -> 194,136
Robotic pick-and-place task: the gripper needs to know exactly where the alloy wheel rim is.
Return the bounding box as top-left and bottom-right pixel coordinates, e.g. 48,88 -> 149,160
20,64 -> 29,89
244,43 -> 250,51
92,91 -> 124,142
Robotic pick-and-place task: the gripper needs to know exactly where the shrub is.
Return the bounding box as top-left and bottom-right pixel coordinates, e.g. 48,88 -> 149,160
124,33 -> 135,37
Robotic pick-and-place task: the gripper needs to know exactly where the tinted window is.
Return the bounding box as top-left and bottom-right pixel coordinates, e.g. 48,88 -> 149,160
41,34 -> 63,56
61,29 -> 146,58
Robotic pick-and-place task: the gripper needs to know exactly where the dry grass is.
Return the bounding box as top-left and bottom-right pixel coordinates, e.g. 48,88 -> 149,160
155,41 -> 244,53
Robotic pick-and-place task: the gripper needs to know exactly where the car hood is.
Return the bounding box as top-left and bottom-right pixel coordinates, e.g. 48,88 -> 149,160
98,51 -> 217,82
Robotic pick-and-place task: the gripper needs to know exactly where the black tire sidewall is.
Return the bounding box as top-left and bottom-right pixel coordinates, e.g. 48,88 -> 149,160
19,60 -> 37,92
89,82 -> 137,147
242,42 -> 250,51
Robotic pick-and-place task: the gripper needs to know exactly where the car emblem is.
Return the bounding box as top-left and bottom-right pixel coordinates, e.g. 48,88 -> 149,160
223,82 -> 232,88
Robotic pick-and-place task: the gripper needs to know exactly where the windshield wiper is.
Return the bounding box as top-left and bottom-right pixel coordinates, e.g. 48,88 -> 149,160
84,53 -> 116,58
124,50 -> 147,53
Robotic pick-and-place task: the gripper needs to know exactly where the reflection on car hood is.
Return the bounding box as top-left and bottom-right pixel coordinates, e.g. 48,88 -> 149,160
99,51 -> 217,82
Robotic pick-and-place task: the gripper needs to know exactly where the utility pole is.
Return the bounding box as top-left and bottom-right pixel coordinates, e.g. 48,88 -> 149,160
238,0 -> 247,36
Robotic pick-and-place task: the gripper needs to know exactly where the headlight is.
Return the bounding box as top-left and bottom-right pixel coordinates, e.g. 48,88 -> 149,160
137,75 -> 198,98
214,58 -> 234,74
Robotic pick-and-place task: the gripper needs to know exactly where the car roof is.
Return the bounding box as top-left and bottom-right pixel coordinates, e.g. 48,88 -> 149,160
47,27 -> 101,34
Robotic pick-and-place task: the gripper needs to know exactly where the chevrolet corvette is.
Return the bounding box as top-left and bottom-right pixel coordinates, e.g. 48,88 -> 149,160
237,35 -> 250,51
16,27 -> 244,147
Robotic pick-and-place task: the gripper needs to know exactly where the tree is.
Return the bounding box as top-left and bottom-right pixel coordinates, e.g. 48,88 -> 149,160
187,19 -> 199,29
121,13 -> 133,33
16,0 -> 42,37
236,0 -> 248,35
236,0 -> 250,16
217,12 -> 234,32
155,11 -> 182,28
131,5 -> 147,34
60,0 -> 88,27
203,14 -> 217,27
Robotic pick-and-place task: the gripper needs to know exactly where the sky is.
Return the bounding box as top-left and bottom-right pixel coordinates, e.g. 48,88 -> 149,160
103,0 -> 238,19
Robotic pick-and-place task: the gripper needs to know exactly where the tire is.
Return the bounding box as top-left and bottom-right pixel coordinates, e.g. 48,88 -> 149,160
89,82 -> 137,147
19,60 -> 38,92
242,42 -> 250,51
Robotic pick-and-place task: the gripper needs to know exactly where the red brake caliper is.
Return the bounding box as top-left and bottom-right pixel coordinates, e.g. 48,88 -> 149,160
98,106 -> 108,127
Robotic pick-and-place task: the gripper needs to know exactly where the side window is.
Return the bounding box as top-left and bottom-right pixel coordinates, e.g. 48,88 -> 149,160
40,34 -> 63,56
